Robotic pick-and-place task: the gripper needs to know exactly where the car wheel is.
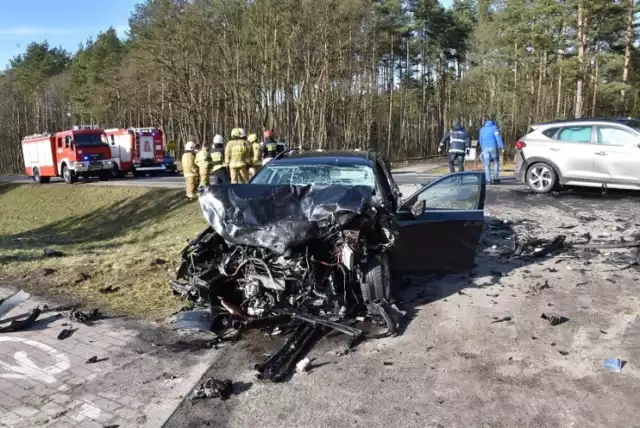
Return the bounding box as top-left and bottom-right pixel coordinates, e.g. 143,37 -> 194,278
361,253 -> 392,303
526,162 -> 556,193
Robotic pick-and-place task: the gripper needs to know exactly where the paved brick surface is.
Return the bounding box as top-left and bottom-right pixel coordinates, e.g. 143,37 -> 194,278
0,287 -> 217,428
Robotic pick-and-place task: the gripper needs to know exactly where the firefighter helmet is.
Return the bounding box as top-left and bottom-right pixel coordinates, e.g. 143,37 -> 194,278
213,134 -> 223,146
231,128 -> 246,139
248,133 -> 258,143
185,141 -> 196,151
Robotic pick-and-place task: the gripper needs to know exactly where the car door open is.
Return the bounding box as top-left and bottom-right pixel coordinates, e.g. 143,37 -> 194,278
390,171 -> 486,274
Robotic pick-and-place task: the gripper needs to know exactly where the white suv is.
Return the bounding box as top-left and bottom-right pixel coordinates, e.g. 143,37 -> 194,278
514,118 -> 640,193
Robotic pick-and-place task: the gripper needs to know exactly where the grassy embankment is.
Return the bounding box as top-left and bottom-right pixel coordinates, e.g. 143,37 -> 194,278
0,183 -> 206,320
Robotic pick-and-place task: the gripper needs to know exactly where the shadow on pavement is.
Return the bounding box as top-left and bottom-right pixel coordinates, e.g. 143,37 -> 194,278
394,216 -> 548,334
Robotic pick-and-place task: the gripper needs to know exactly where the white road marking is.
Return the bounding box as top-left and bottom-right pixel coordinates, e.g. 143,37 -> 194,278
0,337 -> 70,384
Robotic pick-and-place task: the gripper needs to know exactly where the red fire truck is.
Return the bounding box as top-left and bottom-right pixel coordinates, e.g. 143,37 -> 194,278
104,127 -> 167,177
21,125 -> 115,184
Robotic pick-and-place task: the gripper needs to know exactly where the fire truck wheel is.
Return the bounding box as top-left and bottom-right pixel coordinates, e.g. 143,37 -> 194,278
111,164 -> 122,178
61,165 -> 77,184
33,168 -> 50,184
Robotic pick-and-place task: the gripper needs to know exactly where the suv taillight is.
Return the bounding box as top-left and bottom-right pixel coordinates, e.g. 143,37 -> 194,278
515,141 -> 526,150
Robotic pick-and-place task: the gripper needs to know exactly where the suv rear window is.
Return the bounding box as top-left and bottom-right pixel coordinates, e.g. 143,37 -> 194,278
542,127 -> 559,138
557,126 -> 592,143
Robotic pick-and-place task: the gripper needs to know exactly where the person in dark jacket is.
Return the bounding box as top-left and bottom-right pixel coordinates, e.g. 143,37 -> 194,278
478,119 -> 505,184
438,123 -> 471,173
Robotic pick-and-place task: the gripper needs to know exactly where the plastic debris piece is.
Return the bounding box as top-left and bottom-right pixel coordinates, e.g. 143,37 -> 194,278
491,316 -> 512,324
541,312 -> 569,326
604,358 -> 624,372
296,357 -> 311,373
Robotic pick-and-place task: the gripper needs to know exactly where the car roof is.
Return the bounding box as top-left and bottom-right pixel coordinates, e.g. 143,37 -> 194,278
534,117 -> 640,127
270,150 -> 378,167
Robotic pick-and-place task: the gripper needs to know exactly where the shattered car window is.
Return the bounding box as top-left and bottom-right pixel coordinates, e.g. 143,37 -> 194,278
407,174 -> 481,211
251,164 -> 376,188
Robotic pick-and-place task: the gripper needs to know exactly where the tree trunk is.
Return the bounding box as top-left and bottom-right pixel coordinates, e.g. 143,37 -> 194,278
575,3 -> 585,118
621,0 -> 634,110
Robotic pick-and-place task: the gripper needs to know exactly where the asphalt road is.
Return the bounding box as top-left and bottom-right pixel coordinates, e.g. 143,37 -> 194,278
163,182 -> 640,428
0,161 -> 515,190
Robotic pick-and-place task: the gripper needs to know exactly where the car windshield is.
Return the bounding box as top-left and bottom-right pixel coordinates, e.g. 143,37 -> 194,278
251,164 -> 376,187
74,133 -> 108,147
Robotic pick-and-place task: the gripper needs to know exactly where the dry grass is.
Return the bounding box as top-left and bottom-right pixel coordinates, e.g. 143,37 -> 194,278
0,183 -> 207,320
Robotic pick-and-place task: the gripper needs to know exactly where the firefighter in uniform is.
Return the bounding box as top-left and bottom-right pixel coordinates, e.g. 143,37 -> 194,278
210,134 -> 229,184
225,127 -> 251,184
247,133 -> 263,178
261,130 -> 278,166
195,142 -> 212,188
181,141 -> 198,201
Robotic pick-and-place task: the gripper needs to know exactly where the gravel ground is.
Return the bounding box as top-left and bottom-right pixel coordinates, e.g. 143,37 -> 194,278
166,183 -> 640,428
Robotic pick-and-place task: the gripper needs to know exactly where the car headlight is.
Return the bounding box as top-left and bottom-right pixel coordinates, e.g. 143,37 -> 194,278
104,160 -> 113,166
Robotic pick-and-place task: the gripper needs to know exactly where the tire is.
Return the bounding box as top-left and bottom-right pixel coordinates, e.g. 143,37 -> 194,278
361,253 -> 392,303
111,164 -> 125,178
61,165 -> 76,184
32,168 -> 41,184
526,162 -> 557,194
98,173 -> 109,181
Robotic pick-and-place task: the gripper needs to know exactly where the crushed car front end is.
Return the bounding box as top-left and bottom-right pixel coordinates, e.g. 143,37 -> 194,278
171,183 -> 400,364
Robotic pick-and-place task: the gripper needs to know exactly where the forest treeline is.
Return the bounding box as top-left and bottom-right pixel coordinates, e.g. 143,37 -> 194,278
0,0 -> 637,173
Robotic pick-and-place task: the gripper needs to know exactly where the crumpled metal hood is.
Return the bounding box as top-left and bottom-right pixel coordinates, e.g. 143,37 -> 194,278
198,184 -> 375,253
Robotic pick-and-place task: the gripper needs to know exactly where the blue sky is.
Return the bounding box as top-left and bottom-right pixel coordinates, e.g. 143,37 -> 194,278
0,0 -> 455,69
0,0 -> 139,69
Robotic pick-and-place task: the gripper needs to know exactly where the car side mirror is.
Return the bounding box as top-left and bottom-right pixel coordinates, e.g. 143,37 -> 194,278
411,199 -> 426,217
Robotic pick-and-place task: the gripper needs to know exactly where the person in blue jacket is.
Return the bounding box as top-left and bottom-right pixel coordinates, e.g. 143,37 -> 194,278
478,119 -> 505,184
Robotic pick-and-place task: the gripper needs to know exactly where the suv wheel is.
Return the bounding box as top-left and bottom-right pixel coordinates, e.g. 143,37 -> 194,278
526,162 -> 556,193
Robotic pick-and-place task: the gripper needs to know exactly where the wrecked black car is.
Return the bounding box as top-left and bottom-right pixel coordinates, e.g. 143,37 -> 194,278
171,151 -> 487,380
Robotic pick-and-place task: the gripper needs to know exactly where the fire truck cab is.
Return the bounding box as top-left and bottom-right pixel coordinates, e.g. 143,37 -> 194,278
104,127 -> 166,177
21,125 -> 115,184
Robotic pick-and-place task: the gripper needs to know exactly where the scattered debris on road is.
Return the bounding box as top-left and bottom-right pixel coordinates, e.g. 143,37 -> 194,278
57,328 -> 75,340
491,316 -> 513,324
604,358 -> 625,372
190,377 -> 233,402
541,312 -> 569,326
296,357 -> 312,373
